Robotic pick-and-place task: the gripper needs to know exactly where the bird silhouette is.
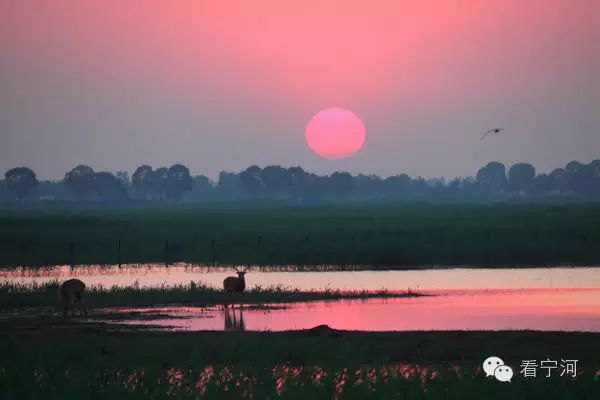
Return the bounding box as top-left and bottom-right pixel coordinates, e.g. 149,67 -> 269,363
481,128 -> 504,140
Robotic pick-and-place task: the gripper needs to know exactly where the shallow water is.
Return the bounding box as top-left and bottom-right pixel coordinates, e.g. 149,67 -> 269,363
3,264 -> 599,332
2,264 -> 599,291
105,288 -> 600,332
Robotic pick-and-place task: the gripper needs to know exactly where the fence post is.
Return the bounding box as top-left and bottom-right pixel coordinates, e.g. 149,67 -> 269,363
117,239 -> 122,268
257,235 -> 263,267
165,240 -> 169,268
485,231 -> 491,267
211,238 -> 215,266
69,240 -> 74,269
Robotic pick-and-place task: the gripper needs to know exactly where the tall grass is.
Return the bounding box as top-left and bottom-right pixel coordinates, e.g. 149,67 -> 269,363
1,204 -> 600,268
1,362 -> 597,399
0,281 -> 422,309
1,317 -> 598,399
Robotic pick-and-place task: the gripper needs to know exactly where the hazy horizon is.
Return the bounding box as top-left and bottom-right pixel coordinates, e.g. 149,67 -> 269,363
2,1 -> 599,181
2,158 -> 599,183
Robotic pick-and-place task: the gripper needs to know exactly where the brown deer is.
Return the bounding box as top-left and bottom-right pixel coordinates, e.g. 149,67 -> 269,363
223,266 -> 248,295
59,278 -> 88,317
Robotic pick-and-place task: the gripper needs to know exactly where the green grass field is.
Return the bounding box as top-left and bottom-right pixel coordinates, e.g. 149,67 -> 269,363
1,204 -> 600,268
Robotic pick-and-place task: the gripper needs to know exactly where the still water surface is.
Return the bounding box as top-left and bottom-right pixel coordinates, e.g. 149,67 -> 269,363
106,288 -> 600,332
2,264 -> 599,332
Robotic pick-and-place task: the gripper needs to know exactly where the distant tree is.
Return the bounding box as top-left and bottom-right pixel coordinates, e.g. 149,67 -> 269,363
36,180 -> 70,201
549,168 -> 568,193
410,177 -> 429,194
115,171 -> 130,185
456,177 -> 479,198
565,161 -> 585,174
239,166 -> 264,198
64,165 -> 95,199
262,165 -> 292,198
217,171 -> 240,199
288,166 -> 312,198
589,160 -> 600,196
508,163 -> 536,192
6,160 -> 599,204
590,160 -> 600,178
5,167 -> 38,200
152,167 -> 169,200
533,173 -> 552,193
132,165 -> 154,199
93,172 -> 126,200
194,175 -> 212,188
0,180 -> 9,201
476,162 -> 507,191
426,177 -> 446,190
328,172 -> 354,197
188,175 -> 213,200
354,174 -> 383,199
166,164 -> 193,200
447,178 -> 462,193
383,174 -> 411,197
564,161 -> 593,194
288,166 -> 306,181
306,175 -> 328,198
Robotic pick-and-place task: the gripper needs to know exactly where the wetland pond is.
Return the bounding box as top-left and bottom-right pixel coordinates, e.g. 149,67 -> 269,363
2,264 -> 599,332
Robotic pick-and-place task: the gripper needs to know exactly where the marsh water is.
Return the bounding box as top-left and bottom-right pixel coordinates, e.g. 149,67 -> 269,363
2,264 -> 600,332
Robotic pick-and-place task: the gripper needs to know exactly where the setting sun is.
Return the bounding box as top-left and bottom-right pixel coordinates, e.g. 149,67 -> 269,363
305,107 -> 366,160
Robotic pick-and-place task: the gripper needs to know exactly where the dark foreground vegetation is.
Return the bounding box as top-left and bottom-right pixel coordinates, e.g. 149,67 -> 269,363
0,315 -> 598,399
1,204 -> 600,267
0,281 -> 421,309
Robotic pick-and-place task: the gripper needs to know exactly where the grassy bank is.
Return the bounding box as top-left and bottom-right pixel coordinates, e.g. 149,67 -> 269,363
0,281 -> 422,309
1,317 -> 598,399
2,204 -> 600,268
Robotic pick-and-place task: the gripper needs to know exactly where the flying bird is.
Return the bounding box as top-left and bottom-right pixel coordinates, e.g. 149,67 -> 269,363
481,128 -> 504,140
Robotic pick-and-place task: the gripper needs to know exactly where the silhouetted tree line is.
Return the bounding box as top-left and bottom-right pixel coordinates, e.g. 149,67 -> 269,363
2,160 -> 600,204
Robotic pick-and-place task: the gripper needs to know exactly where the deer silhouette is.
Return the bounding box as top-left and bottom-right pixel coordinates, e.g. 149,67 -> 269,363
59,278 -> 88,317
223,265 -> 248,294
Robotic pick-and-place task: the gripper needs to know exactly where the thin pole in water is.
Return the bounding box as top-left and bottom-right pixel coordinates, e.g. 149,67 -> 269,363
211,238 -> 215,267
165,240 -> 169,268
117,239 -> 122,268
257,235 -> 263,267
69,240 -> 74,269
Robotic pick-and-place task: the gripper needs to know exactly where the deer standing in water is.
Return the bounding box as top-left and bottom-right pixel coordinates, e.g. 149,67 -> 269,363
59,278 -> 88,317
223,266 -> 248,297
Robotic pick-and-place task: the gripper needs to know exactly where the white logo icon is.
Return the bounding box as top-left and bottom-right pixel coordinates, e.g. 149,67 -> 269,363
483,356 -> 513,383
483,356 -> 504,377
494,365 -> 514,382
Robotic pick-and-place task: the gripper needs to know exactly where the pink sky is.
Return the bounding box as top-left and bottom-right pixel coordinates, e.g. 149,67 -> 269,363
1,1 -> 599,179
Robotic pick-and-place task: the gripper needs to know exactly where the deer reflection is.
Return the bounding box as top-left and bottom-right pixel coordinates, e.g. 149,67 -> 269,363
223,306 -> 245,331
